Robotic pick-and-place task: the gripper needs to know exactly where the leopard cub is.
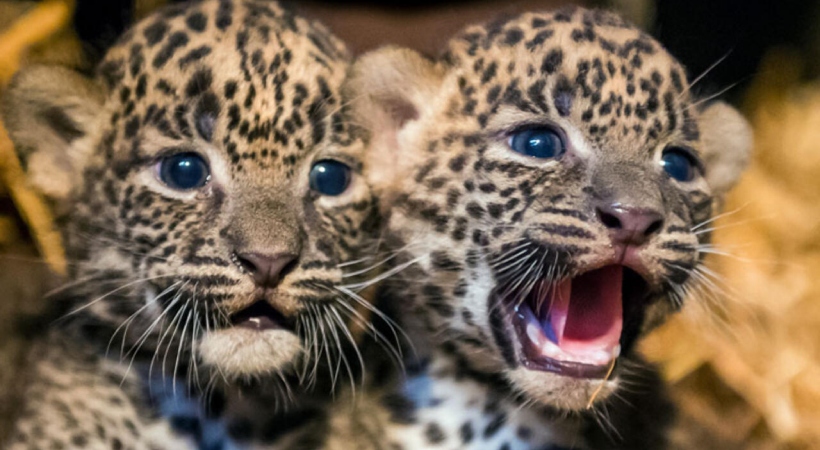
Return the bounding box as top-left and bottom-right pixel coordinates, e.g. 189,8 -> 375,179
348,6 -> 752,448
2,0 -> 385,448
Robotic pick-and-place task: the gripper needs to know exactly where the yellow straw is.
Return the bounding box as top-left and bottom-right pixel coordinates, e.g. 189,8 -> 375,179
586,357 -> 617,409
0,0 -> 74,275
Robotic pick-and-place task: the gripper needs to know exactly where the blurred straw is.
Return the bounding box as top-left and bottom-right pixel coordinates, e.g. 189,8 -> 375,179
644,49 -> 820,449
0,0 -> 77,275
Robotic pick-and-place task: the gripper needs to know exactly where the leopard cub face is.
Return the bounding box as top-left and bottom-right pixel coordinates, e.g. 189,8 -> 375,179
3,0 -> 381,386
351,7 -> 752,410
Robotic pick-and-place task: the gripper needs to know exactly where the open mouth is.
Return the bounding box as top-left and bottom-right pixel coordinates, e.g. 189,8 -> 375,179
230,301 -> 292,331
505,265 -> 650,379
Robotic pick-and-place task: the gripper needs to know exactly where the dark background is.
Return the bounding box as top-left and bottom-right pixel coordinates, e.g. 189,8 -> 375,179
72,0 -> 820,104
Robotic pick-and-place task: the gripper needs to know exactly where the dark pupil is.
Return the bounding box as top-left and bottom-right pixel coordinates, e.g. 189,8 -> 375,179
309,160 -> 351,196
661,150 -> 695,182
161,153 -> 209,190
511,128 -> 564,158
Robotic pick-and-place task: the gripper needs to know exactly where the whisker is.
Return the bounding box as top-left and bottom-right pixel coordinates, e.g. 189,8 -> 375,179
334,295 -> 406,374
692,214 -> 771,236
107,280 -> 183,358
173,306 -> 194,396
59,274 -> 176,320
74,230 -> 170,263
335,286 -> 411,362
157,295 -> 189,383
677,51 -> 731,101
42,272 -> 112,298
685,79 -> 747,111
326,307 -> 356,396
336,256 -> 376,268
122,288 -> 184,384
339,255 -> 425,291
189,283 -> 202,392
340,251 -> 406,278
330,305 -> 364,382
691,202 -> 750,231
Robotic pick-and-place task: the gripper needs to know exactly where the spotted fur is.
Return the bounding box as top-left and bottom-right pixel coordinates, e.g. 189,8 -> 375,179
347,6 -> 753,448
1,0 -> 390,448
1,5 -> 753,450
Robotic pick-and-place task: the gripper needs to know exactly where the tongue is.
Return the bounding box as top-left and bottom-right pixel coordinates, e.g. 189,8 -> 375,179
545,265 -> 623,355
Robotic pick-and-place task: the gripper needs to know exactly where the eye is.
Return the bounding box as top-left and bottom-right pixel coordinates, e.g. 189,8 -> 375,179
508,126 -> 566,159
309,160 -> 352,196
660,147 -> 701,182
158,152 -> 210,190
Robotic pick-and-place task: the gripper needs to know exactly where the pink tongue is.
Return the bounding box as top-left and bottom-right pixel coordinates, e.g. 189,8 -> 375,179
547,266 -> 623,355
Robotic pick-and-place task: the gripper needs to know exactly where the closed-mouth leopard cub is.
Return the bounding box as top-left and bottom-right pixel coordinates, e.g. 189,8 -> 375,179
347,6 -> 753,449
2,0 -> 388,448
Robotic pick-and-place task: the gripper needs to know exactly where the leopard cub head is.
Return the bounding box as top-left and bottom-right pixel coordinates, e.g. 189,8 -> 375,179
350,7 -> 752,410
2,0 -> 382,385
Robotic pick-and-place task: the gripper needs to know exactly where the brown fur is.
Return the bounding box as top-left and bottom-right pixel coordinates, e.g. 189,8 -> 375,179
1,1 -> 386,448
351,6 -> 751,417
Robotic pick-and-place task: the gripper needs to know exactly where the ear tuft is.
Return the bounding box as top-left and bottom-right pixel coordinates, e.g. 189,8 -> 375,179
1,65 -> 105,201
346,47 -> 445,202
698,101 -> 753,195
346,46 -> 444,126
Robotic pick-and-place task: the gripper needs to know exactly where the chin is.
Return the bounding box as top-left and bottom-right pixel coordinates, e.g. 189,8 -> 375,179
197,328 -> 303,380
507,368 -> 620,411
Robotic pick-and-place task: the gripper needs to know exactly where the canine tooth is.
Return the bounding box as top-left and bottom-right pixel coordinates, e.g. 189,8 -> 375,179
611,345 -> 621,359
526,323 -> 545,348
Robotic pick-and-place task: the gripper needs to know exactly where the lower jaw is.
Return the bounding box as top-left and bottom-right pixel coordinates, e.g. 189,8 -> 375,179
518,351 -> 616,379
514,314 -> 620,380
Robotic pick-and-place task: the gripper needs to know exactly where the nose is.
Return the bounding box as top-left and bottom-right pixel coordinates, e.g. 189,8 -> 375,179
596,203 -> 664,246
233,252 -> 297,288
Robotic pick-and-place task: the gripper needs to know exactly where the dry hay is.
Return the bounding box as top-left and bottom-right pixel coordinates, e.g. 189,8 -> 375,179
643,50 -> 820,449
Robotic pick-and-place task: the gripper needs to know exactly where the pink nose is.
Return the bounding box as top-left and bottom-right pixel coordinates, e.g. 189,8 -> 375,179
596,204 -> 664,246
234,252 -> 297,288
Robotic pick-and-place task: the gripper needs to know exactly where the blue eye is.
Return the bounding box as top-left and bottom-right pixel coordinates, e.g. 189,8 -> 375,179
309,160 -> 351,196
508,126 -> 566,159
159,152 -> 210,190
660,148 -> 700,182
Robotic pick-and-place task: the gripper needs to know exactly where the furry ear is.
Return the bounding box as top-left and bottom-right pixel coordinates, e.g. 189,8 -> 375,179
345,47 -> 446,196
698,101 -> 753,195
1,65 -> 106,201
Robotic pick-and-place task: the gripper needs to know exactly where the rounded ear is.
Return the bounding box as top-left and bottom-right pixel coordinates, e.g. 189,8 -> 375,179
1,65 -> 106,201
345,47 -> 446,197
698,101 -> 753,195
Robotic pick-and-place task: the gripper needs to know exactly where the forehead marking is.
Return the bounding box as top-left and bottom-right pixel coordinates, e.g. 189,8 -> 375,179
143,20 -> 168,47
185,12 -> 208,32
216,0 -> 233,30
178,46 -> 213,68
153,31 -> 189,69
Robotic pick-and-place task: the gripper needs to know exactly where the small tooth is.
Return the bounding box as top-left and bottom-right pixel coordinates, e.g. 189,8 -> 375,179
541,339 -> 562,358
611,345 -> 621,359
591,350 -> 611,365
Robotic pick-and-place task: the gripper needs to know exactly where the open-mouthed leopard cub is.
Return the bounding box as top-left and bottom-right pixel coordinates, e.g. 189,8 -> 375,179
1,0 -> 391,448
346,7 -> 753,449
